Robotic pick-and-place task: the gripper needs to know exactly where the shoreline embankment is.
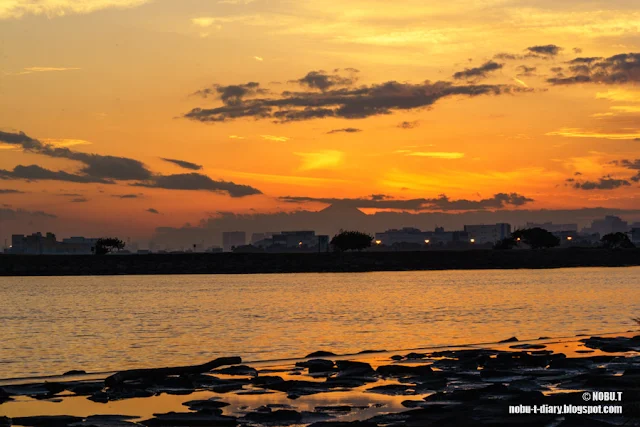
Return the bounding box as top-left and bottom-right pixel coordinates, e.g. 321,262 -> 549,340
1,248 -> 639,276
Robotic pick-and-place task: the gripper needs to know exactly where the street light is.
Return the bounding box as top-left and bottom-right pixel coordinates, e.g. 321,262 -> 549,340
470,238 -> 475,243
375,240 -> 382,245
567,236 -> 573,241
424,239 -> 430,244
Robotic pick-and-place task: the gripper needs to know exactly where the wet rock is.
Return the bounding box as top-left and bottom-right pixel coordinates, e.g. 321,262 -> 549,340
305,351 -> 337,358
411,375 -> 448,391
70,415 -> 143,427
581,335 -> 640,353
0,416 -> 10,427
11,416 -> 83,427
243,409 -> 302,425
335,361 -> 376,377
499,336 -> 519,343
308,422 -> 378,427
235,389 -> 274,395
141,412 -> 237,426
390,355 -> 403,361
366,384 -> 416,396
0,388 -> 13,404
400,400 -> 427,408
404,352 -> 427,360
212,365 -> 257,376
182,399 -> 229,412
210,382 -> 245,393
509,344 -> 547,350
63,370 -> 87,376
376,364 -> 433,377
356,350 -> 385,355
315,405 -> 352,413
295,359 -> 335,373
68,382 -> 104,396
88,391 -> 111,403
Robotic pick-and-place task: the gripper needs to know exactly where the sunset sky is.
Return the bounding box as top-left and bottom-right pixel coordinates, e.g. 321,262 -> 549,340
1,0 -> 640,244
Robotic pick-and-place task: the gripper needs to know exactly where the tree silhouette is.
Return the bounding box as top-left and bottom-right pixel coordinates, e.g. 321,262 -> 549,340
511,228 -> 560,249
330,230 -> 373,252
601,232 -> 635,249
494,237 -> 517,250
95,238 -> 125,255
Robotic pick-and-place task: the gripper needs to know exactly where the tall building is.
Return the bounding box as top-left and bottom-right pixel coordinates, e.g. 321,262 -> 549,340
374,228 -> 429,246
222,231 -> 246,252
252,230 -> 328,252
7,233 -> 98,254
464,223 -> 512,244
582,216 -> 629,237
374,227 -> 471,247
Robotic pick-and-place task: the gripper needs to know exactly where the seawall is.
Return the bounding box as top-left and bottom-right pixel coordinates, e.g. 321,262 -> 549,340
1,248 -> 639,276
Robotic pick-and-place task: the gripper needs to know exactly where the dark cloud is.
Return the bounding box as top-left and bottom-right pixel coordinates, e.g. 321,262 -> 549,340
611,159 -> 640,182
185,79 -> 528,123
568,57 -> 603,64
147,208 -> 160,214
160,158 -> 203,171
291,70 -> 357,91
193,82 -> 268,106
527,44 -> 562,56
0,207 -> 57,220
71,197 -> 89,203
517,65 -> 537,76
0,189 -> 25,194
494,45 -> 563,61
0,165 -> 112,184
574,176 -> 631,190
548,53 -> 640,85
0,131 -> 258,196
133,173 -> 262,198
493,53 -> 521,60
453,61 -> 503,80
279,192 -> 533,211
0,131 -> 152,181
112,193 -> 142,198
398,120 -> 419,129
327,128 -> 362,134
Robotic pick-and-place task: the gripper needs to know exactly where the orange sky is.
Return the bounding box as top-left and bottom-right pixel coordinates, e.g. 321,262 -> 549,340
1,0 -> 639,242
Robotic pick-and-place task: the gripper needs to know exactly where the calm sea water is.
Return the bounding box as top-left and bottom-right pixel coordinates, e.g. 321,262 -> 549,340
1,267 -> 639,379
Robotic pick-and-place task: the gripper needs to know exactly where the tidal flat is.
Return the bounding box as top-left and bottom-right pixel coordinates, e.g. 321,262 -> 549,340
2,332 -> 640,427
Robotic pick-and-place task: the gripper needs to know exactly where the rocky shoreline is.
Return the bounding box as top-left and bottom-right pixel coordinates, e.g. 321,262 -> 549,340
2,248 -> 640,276
1,333 -> 640,426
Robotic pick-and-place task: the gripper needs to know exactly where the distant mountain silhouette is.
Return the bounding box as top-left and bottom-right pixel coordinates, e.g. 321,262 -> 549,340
316,204 -> 368,234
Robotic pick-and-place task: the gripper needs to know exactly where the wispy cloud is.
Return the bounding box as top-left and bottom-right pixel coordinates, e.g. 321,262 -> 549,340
405,152 -> 465,159
261,135 -> 290,142
0,0 -> 150,19
295,150 -> 344,170
10,67 -> 81,76
547,128 -> 640,140
41,138 -> 92,147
